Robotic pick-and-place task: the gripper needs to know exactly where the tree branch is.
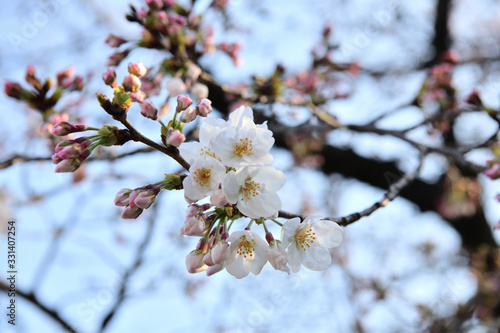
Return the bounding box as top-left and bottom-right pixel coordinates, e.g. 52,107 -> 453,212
0,281 -> 76,332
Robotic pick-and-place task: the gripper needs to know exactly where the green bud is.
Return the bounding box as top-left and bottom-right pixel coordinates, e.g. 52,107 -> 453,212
112,86 -> 132,108
161,173 -> 183,190
98,125 -> 120,146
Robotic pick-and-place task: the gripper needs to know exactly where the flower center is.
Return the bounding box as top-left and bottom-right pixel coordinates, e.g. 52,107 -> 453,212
233,137 -> 253,157
193,168 -> 211,187
295,226 -> 316,251
236,236 -> 254,259
241,178 -> 261,200
199,147 -> 217,159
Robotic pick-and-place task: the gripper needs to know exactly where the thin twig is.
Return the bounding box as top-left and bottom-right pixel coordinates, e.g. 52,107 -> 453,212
279,149 -> 427,226
99,202 -> 159,332
120,118 -> 191,171
0,281 -> 77,332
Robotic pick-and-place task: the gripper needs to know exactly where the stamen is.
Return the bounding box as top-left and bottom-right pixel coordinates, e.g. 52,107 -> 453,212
236,236 -> 255,259
295,226 -> 316,251
193,168 -> 211,187
233,137 -> 254,157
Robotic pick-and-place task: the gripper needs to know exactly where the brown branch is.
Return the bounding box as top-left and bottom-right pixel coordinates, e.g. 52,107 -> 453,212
119,118 -> 191,171
0,147 -> 158,171
0,281 -> 76,332
279,149 -> 427,226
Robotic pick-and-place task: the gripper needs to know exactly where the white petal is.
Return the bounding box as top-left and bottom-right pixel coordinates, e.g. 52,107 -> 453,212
312,220 -> 344,248
222,171 -> 240,204
287,245 -> 302,273
299,246 -> 332,271
226,253 -> 250,279
254,166 -> 286,193
280,218 -> 301,249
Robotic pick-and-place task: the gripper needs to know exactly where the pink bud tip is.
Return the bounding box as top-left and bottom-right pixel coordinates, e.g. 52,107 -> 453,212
140,101 -> 158,120
176,94 -> 193,111
127,62 -> 148,77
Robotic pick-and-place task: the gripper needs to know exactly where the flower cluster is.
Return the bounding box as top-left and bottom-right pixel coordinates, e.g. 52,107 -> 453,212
185,213 -> 344,279
176,106 -> 344,278
180,105 -> 283,218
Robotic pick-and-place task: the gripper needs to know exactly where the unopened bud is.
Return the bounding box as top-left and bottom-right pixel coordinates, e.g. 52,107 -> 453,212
179,107 -> 197,123
191,83 -> 209,99
176,94 -> 193,111
166,128 -> 186,147
122,74 -> 141,92
130,90 -> 146,103
140,101 -> 158,120
121,206 -> 143,219
52,122 -> 89,136
114,188 -> 132,206
128,62 -> 147,77
196,98 -> 212,116
166,77 -> 186,97
105,34 -> 128,48
102,68 -> 117,87
4,81 -> 24,99
186,251 -> 208,274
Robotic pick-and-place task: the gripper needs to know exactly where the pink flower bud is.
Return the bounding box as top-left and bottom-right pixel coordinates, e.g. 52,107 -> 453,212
180,107 -> 197,123
105,34 -> 128,48
57,145 -> 79,160
196,98 -> 212,117
166,129 -> 186,147
51,153 -> 62,164
166,78 -> 186,97
176,95 -> 193,111
211,241 -> 229,264
140,101 -> 158,120
133,190 -> 156,209
122,74 -> 141,92
182,216 -> 207,237
210,189 -> 228,208
187,63 -> 202,80
203,252 -> 215,266
56,67 -> 75,86
127,62 -> 148,77
185,252 -> 208,274
494,221 -> 500,230
191,83 -> 209,99
121,206 -> 143,219
52,122 -> 88,136
146,0 -> 163,9
107,50 -> 130,67
4,81 -> 24,99
102,68 -> 117,87
206,263 -> 224,276
114,188 -> 131,207
130,90 -> 146,103
55,159 -> 79,173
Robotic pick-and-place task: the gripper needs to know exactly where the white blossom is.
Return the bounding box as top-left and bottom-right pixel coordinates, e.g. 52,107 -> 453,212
179,117 -> 226,164
268,242 -> 290,274
226,230 -> 268,279
281,217 -> 343,273
211,116 -> 274,167
222,166 -> 286,218
183,157 -> 226,202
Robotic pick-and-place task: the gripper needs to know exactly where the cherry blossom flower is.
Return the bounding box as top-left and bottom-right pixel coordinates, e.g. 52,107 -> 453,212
226,230 -> 268,279
179,117 -> 226,163
222,166 -> 285,218
281,217 -> 343,273
211,114 -> 274,167
183,157 -> 227,202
